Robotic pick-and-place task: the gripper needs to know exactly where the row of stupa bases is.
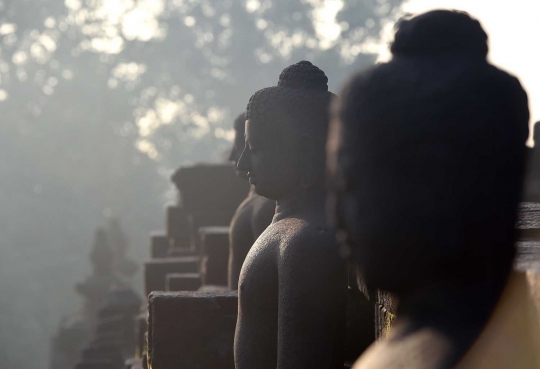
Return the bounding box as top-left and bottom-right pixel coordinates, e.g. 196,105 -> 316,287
49,161 -> 540,369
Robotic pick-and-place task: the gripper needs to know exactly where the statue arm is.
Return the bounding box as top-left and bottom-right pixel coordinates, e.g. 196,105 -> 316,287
277,232 -> 347,369
228,208 -> 255,289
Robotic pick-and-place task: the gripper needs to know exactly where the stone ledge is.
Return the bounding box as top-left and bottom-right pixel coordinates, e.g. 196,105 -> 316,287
148,291 -> 238,369
144,257 -> 199,297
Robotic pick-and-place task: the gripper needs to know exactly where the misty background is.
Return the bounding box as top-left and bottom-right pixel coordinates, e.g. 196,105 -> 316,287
0,1 -> 409,368
3,0 -> 539,367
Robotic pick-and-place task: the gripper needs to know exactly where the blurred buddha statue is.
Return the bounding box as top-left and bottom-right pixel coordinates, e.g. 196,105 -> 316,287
328,10 -> 539,369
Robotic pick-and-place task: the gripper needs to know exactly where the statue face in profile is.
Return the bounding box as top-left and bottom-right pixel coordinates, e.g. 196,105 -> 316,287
237,118 -> 300,200
229,113 -> 249,179
228,127 -> 245,165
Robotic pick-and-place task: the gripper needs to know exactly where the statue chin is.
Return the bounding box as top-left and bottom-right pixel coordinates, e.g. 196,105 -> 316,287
251,183 -> 270,199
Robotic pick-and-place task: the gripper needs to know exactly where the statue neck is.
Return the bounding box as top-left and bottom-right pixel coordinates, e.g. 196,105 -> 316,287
249,185 -> 257,196
274,187 -> 326,222
396,271 -> 509,343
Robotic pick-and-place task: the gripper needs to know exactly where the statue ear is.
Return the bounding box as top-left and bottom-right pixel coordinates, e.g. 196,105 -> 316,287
299,133 -> 313,189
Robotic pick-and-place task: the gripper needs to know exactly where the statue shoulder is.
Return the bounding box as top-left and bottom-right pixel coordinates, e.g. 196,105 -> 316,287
277,219 -> 338,260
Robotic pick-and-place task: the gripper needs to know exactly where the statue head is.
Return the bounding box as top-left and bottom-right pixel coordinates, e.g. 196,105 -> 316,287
328,10 -> 529,294
229,112 -> 248,179
238,61 -> 335,200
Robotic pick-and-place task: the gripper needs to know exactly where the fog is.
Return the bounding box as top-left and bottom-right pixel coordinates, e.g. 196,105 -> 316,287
0,0 -> 407,367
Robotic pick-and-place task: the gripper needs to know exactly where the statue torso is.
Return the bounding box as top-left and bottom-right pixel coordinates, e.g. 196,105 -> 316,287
235,212 -> 346,369
228,192 -> 275,289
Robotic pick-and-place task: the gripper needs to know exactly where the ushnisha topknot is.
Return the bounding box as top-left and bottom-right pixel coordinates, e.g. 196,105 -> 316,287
277,60 -> 329,92
391,10 -> 488,59
245,60 -> 334,136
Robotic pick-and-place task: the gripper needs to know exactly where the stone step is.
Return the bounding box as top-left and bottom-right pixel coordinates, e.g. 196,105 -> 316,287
144,257 -> 199,297
147,291 -> 238,369
199,226 -> 230,287
165,273 -> 201,292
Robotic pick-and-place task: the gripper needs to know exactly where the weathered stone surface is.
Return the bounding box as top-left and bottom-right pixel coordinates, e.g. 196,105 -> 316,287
166,273 -> 201,291
148,291 -> 238,369
374,291 -> 397,340
150,234 -> 169,259
144,257 -> 199,297
199,226 -> 229,287
166,206 -> 191,249
198,285 -> 230,292
517,202 -> 540,240
167,247 -> 197,258
171,164 -> 249,248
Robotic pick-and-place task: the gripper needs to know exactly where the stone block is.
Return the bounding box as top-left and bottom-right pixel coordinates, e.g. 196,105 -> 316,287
171,164 -> 249,216
150,234 -> 170,259
199,227 -> 230,287
517,202 -> 540,240
147,291 -> 238,369
168,247 -> 197,258
144,257 -> 199,297
171,164 -> 249,249
166,273 -> 201,291
198,285 -> 230,292
166,206 -> 191,248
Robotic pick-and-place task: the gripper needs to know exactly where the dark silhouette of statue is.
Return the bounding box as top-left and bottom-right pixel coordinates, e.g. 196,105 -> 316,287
234,61 -> 346,369
228,112 -> 275,289
328,10 -> 539,369
76,229 -> 118,323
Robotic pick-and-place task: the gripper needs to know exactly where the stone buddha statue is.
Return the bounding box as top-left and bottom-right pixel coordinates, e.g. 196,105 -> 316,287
234,61 -> 347,369
228,112 -> 276,290
328,10 -> 539,369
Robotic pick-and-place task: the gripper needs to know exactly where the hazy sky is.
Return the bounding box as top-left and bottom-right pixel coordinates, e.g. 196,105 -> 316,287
377,0 -> 540,140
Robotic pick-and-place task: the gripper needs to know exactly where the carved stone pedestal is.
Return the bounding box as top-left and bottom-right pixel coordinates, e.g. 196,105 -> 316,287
144,257 -> 199,296
150,234 -> 170,259
147,291 -> 238,369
